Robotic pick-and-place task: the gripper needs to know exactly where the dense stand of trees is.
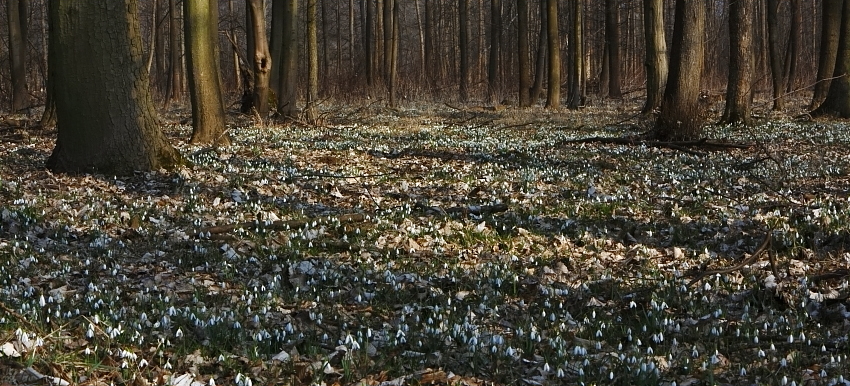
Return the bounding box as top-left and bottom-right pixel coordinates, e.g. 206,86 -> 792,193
0,0 -> 848,173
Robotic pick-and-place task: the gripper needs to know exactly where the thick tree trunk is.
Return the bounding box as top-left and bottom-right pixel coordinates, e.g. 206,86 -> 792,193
488,0 -> 502,104
722,0 -> 755,125
307,0 -> 319,118
641,0 -> 667,114
247,0 -> 272,116
656,0 -> 705,140
47,0 -> 182,174
8,0 -> 29,111
184,0 -> 229,145
545,0 -> 560,108
459,0 -> 470,101
814,0 -> 850,117
604,0 -> 622,98
277,0 -> 299,117
766,0 -> 785,110
567,0 -> 584,109
166,0 -> 183,104
810,0 -> 842,110
517,0 -> 531,107
530,0 -> 546,103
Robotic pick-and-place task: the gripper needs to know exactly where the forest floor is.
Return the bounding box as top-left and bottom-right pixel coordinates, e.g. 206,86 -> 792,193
0,97 -> 849,386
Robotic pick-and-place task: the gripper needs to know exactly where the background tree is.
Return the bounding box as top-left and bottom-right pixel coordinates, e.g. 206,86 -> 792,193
766,0 -> 786,110
545,0 -> 560,108
247,0 -> 272,116
810,0 -> 842,110
276,0 -> 298,117
530,0 -> 547,103
383,0 -> 398,106
7,0 -> 29,111
604,0 -> 622,98
814,0 -> 850,117
165,0 -> 183,104
567,0 -> 584,109
307,0 -> 319,118
184,0 -> 228,145
641,0 -> 667,114
517,0 -> 531,107
721,0 -> 755,125
488,0 -> 502,104
459,0 -> 470,101
656,0 -> 705,140
47,0 -> 182,174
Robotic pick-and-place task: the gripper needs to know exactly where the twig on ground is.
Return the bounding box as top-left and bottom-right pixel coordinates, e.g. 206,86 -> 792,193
687,232 -> 773,288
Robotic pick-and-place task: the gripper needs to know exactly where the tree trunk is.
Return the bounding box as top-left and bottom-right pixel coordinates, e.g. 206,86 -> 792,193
783,0 -> 801,93
184,0 -> 229,145
8,0 -> 29,111
364,0 -> 375,94
307,0 -> 319,118
567,0 -> 583,109
641,0 -> 667,114
320,0 -> 329,85
604,0 -> 622,98
656,0 -> 705,140
277,0 -> 299,117
721,0 -> 755,125
545,0 -> 560,108
517,0 -> 531,107
459,0 -> 470,101
814,0 -> 850,117
349,0 -> 355,74
383,0 -> 394,85
154,0 -> 168,93
247,0 -> 272,116
424,0 -> 434,88
166,0 -> 183,104
47,0 -> 182,174
270,0 -> 284,96
39,70 -> 57,128
766,0 -> 785,110
810,0 -> 842,110
384,0 -> 398,106
530,0 -> 547,102
488,0 -> 502,104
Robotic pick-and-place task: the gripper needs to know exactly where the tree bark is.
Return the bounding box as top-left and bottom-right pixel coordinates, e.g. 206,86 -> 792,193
814,0 -> 850,117
530,0 -> 547,102
567,0 -> 583,109
545,0 -> 560,108
184,0 -> 229,145
47,0 -> 182,174
656,0 -> 705,140
364,0 -> 375,94
604,0 -> 622,98
247,0 -> 272,116
488,0 -> 502,104
721,0 -> 755,125
517,0 -> 531,107
641,0 -> 667,114
766,0 -> 785,110
8,0 -> 29,111
783,0 -> 801,93
424,0 -> 434,88
383,0 -> 398,106
307,0 -> 319,118
270,0 -> 284,96
459,0 -> 470,101
166,0 -> 183,104
277,0 -> 299,117
810,0 -> 842,110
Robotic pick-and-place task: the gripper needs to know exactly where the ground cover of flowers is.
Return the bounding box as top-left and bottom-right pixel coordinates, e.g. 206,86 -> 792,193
0,103 -> 849,386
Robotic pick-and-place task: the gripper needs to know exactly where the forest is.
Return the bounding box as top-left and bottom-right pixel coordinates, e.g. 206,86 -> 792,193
0,0 -> 849,385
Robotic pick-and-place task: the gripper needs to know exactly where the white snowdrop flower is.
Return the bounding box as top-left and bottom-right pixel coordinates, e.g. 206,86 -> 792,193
543,363 -> 550,372
609,371 -> 614,380
209,379 -> 216,386
781,375 -> 788,385
758,349 -> 765,358
556,368 -> 565,378
39,295 -> 46,308
780,358 -> 787,367
175,328 -> 184,338
139,359 -> 148,368
788,334 -> 794,344
647,347 -> 654,354
739,367 -> 746,376
84,347 -> 92,355
164,360 -> 172,370
233,321 -> 241,329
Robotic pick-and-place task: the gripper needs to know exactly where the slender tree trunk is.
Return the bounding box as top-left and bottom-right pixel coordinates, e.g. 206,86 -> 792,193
489,0 -> 502,104
784,0 -> 801,93
530,0 -> 547,102
8,0 -> 29,111
39,66 -> 56,128
814,0 -> 850,117
810,0 -> 842,110
185,0 -> 229,145
721,0 -> 755,125
545,0 -> 560,108
656,0 -> 705,140
270,0 -> 284,96
567,0 -> 583,109
320,0 -> 329,86
349,0 -> 355,74
424,0 -> 434,88
166,0 -> 183,104
376,0 -> 384,79
155,0 -> 168,93
641,0 -> 667,114
47,0 -> 182,174
383,0 -> 398,106
604,0 -> 622,98
517,0 -> 531,107
459,0 -> 470,101
766,0 -> 785,110
307,0 -> 319,118
364,0 -> 375,94
247,0 -> 272,116
277,0 -> 299,117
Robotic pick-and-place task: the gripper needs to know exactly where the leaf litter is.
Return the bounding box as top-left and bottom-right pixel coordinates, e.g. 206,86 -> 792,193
0,103 -> 849,385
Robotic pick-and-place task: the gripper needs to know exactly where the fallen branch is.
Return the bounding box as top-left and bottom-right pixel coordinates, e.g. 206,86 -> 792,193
197,213 -> 367,236
687,232 -> 773,288
415,203 -> 509,217
561,136 -> 751,156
